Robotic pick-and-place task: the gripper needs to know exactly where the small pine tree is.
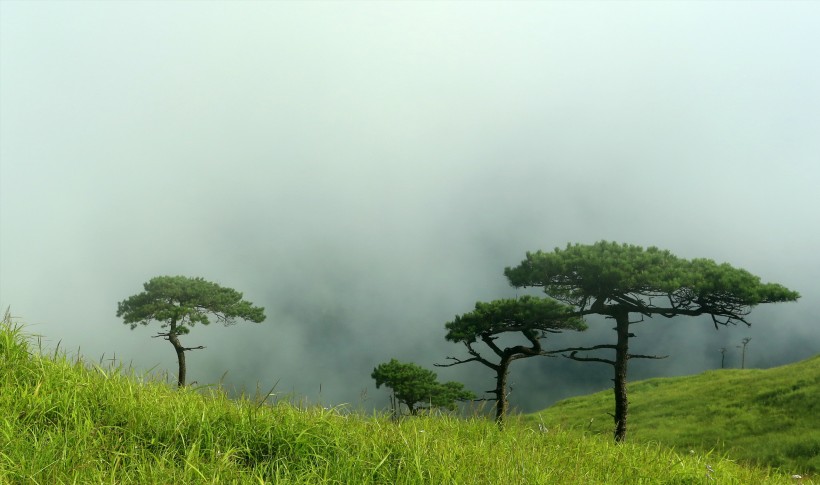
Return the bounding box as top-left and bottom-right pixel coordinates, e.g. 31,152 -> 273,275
371,359 -> 474,415
117,275 -> 266,387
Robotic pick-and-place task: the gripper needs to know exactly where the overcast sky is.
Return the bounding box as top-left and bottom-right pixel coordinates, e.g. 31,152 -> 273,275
1,1 -> 818,414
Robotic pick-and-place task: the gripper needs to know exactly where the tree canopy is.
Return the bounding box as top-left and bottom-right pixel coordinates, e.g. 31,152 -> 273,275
117,275 -> 266,387
440,296 -> 586,423
117,276 -> 266,333
504,241 -> 799,441
371,359 -> 475,415
504,241 -> 799,327
444,295 -> 586,343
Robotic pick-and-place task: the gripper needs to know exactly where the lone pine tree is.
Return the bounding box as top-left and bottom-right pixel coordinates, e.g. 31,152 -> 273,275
437,296 -> 586,424
117,275 -> 266,387
505,241 -> 799,442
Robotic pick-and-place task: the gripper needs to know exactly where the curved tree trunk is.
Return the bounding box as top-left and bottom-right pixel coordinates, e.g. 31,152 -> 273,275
495,359 -> 511,425
613,312 -> 630,442
168,319 -> 187,388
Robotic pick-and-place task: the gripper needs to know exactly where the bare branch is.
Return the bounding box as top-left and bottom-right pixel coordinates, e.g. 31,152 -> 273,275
565,351 -> 615,366
507,349 -> 554,363
627,353 -> 668,360
545,344 -> 616,354
461,341 -> 501,369
628,315 -> 645,325
182,345 -> 206,352
481,334 -> 506,358
435,355 -> 482,367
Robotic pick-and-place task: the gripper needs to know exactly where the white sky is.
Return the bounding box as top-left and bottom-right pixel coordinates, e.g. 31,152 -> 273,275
1,1 -> 818,411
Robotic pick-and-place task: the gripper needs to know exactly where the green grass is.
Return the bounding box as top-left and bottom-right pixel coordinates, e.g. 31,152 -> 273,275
528,355 -> 820,478
0,314 -> 810,484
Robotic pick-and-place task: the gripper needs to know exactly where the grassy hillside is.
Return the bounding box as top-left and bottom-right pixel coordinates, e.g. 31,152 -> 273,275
529,355 -> 820,476
0,316 -> 808,484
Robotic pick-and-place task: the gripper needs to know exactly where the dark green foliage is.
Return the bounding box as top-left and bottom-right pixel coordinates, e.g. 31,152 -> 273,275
117,275 -> 266,334
371,359 -> 475,415
444,296 -> 586,343
504,241 -> 799,326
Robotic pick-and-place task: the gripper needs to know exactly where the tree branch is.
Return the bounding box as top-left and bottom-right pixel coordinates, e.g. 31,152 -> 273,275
521,329 -> 542,351
481,334 -> 506,359
627,353 -> 668,360
628,315 -> 645,325
436,349 -> 498,371
565,291 -> 755,329
565,351 -> 615,366
151,332 -> 204,351
182,345 -> 206,352
546,344 -> 617,354
435,356 -> 481,367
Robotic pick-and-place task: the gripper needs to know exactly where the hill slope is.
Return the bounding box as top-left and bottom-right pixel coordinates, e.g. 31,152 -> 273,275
530,355 -> 820,474
0,315 -> 808,483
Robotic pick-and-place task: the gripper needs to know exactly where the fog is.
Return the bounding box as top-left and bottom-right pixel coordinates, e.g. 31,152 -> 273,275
1,1 -> 818,414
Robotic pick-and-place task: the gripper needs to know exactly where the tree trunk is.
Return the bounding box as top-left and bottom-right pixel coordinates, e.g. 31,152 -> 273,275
167,319 -> 187,388
613,311 -> 630,442
495,359 -> 510,425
